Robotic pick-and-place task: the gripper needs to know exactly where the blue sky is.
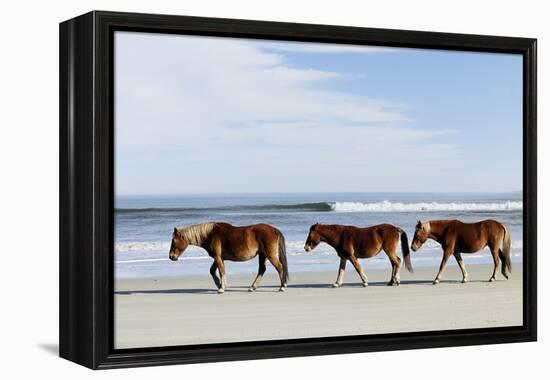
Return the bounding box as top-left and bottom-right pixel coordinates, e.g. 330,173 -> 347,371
115,32 -> 522,195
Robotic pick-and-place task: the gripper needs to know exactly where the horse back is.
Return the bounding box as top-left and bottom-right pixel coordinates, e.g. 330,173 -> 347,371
212,223 -> 278,256
374,223 -> 402,239
453,219 -> 502,235
448,219 -> 504,252
342,224 -> 397,257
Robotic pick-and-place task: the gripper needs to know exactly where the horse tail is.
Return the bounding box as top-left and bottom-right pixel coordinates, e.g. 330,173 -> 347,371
277,229 -> 289,284
398,228 -> 414,273
501,223 -> 512,274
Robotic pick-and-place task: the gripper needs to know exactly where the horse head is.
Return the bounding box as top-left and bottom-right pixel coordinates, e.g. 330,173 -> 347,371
169,227 -> 189,261
304,223 -> 321,252
411,220 -> 430,251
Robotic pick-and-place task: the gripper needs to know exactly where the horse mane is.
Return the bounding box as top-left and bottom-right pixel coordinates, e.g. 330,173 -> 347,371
177,222 -> 216,245
313,223 -> 343,245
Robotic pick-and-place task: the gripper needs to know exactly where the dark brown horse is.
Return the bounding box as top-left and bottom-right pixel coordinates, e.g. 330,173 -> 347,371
411,219 -> 511,284
304,223 -> 413,287
169,222 -> 289,293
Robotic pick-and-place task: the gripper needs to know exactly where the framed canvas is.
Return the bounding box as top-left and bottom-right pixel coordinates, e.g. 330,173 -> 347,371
59,11 -> 537,369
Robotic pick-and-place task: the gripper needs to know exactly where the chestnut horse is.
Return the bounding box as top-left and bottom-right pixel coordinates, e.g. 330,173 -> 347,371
169,222 -> 289,293
304,223 -> 413,287
411,219 -> 512,284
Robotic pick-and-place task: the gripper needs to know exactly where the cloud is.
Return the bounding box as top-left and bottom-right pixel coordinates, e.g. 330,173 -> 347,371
115,33 -> 408,147
114,32 -> 461,193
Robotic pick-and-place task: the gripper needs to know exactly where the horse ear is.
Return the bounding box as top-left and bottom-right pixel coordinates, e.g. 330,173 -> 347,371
173,227 -> 179,236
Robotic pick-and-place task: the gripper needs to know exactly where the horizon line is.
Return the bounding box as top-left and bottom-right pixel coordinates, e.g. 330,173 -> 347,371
116,190 -> 522,197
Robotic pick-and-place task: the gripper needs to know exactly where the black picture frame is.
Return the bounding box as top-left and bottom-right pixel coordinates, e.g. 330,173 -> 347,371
59,10 -> 537,369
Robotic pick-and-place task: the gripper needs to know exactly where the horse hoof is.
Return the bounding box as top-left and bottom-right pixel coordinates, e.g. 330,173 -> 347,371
433,280 -> 439,285
217,288 -> 225,294
462,279 -> 468,283
332,283 -> 340,288
362,282 -> 368,287
387,282 -> 393,286
278,287 -> 286,292
248,287 -> 255,292
489,278 -> 496,282
503,274 -> 509,280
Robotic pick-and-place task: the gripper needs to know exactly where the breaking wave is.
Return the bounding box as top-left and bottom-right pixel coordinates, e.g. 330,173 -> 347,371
116,200 -> 521,214
329,200 -> 522,213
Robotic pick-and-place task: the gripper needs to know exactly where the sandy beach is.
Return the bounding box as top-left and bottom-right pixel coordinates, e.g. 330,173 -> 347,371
114,263 -> 522,349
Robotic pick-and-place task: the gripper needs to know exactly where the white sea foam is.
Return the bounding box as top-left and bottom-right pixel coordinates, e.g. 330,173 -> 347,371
115,256 -> 209,264
116,241 -> 170,252
116,258 -> 168,264
330,200 -> 522,213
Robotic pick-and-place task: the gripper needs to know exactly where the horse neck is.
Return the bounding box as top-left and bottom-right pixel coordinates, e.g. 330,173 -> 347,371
195,231 -> 212,248
316,225 -> 342,247
188,236 -> 203,248
428,221 -> 448,242
181,223 -> 215,248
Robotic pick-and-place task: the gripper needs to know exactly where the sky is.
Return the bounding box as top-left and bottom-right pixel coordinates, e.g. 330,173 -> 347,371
114,31 -> 523,195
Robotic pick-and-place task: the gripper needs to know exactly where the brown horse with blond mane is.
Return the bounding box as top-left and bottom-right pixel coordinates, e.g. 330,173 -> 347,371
304,223 -> 413,287
169,222 -> 289,293
411,219 -> 512,284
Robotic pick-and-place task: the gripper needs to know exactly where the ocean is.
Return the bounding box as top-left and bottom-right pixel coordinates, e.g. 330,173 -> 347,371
115,192 -> 523,279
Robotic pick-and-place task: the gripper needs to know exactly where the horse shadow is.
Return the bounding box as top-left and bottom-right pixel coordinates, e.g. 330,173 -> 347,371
116,286 -> 282,295
116,288 -> 228,295
115,279 -> 494,295
288,280 -> 433,288
115,284 -> 339,295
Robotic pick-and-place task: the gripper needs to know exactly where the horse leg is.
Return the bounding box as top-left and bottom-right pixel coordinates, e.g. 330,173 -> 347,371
453,252 -> 468,283
222,260 -> 228,289
333,257 -> 347,288
209,261 -> 221,289
213,256 -> 226,293
489,246 -> 500,282
433,249 -> 453,284
382,237 -> 401,286
387,254 -> 401,286
349,256 -> 368,287
266,254 -> 286,292
249,254 -> 267,292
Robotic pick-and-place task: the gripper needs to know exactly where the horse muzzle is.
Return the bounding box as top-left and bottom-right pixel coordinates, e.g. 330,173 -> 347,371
304,245 -> 311,252
169,253 -> 179,261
